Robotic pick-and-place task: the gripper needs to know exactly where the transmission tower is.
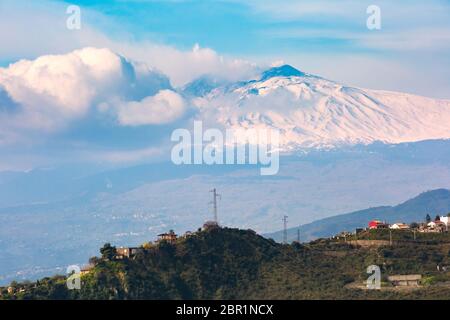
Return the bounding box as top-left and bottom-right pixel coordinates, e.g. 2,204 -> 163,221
283,215 -> 288,244
210,188 -> 221,223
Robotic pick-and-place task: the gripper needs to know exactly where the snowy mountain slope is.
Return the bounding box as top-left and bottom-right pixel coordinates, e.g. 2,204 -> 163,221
190,65 -> 450,149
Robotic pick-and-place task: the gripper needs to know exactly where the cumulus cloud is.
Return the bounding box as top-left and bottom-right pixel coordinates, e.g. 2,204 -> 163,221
0,1 -> 258,88
116,43 -> 259,87
117,90 -> 186,126
1,48 -> 120,119
0,47 -> 181,134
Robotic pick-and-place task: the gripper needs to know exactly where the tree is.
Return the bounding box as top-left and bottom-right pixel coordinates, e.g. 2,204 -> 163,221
426,214 -> 431,223
435,215 -> 441,222
410,222 -> 419,229
89,256 -> 100,266
100,243 -> 116,261
142,242 -> 153,249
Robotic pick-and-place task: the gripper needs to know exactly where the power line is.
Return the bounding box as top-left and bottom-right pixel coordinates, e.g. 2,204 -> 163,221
283,215 -> 288,244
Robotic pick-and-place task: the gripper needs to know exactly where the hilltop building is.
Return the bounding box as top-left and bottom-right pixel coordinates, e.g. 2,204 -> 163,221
80,264 -> 94,276
440,216 -> 450,228
388,274 -> 422,287
389,223 -> 410,230
116,247 -> 144,259
181,231 -> 193,238
426,220 -> 446,233
157,230 -> 178,244
334,231 -> 352,240
368,220 -> 389,229
203,221 -> 219,231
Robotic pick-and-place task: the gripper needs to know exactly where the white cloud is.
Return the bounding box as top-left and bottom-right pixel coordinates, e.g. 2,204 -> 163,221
0,47 -> 174,133
1,48 -> 120,119
117,90 -> 186,126
0,1 -> 258,88
270,60 -> 285,67
112,42 -> 259,87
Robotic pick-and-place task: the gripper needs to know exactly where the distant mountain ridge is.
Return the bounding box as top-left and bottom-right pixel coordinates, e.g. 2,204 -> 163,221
264,189 -> 450,242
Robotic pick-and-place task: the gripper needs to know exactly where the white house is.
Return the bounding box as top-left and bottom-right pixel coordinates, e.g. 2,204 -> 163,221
440,216 -> 450,227
427,220 -> 446,232
390,223 -> 410,230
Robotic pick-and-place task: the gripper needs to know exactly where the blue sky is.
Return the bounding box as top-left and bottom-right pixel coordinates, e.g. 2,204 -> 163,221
54,0 -> 448,51
55,1 -> 450,95
50,0 -> 450,57
1,0 -> 450,95
57,0 -> 368,55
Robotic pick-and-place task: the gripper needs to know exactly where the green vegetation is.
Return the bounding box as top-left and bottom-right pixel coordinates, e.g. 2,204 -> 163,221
2,227 -> 450,300
99,243 -> 117,261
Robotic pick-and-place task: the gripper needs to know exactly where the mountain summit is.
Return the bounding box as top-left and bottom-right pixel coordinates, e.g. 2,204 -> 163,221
193,65 -> 450,149
260,64 -> 305,81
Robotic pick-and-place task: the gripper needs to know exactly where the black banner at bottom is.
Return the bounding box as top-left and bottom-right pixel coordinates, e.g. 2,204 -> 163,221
0,299 -> 447,318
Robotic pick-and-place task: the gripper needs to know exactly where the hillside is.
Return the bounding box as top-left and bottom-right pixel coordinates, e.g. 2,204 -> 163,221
265,189 -> 450,242
3,227 -> 450,300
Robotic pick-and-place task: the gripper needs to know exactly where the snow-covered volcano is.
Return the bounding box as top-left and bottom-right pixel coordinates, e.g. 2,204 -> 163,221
188,65 -> 450,149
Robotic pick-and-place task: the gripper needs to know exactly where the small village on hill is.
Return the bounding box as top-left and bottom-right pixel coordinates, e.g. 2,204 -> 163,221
335,214 -> 450,243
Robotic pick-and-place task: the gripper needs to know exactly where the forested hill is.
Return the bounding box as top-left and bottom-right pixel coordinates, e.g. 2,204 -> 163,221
2,227 -> 450,300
